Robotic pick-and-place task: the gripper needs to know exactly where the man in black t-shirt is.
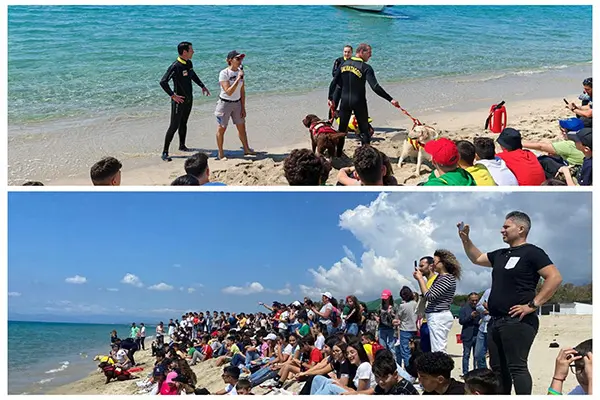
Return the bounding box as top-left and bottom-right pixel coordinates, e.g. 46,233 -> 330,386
415,352 -> 465,395
457,211 -> 563,395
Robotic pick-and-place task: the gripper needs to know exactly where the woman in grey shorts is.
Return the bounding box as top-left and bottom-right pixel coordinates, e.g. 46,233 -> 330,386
215,50 -> 255,160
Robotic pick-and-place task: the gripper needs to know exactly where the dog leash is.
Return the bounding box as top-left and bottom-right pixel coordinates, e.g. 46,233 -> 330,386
395,104 -> 424,128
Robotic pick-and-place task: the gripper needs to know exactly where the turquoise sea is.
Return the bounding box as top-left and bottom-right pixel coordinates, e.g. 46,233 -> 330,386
7,5 -> 593,125
7,321 -> 153,394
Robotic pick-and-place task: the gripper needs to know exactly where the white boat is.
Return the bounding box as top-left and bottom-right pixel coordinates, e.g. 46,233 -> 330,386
343,5 -> 386,13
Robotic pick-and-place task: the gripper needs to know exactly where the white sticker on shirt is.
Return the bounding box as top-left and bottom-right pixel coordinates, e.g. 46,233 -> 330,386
504,257 -> 521,270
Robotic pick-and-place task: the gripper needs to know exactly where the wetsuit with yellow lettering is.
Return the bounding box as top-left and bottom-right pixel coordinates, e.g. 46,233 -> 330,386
329,56 -> 348,120
160,57 -> 207,157
328,57 -> 393,145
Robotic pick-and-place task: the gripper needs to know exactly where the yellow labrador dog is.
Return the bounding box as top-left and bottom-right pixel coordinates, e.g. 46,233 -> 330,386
397,125 -> 439,175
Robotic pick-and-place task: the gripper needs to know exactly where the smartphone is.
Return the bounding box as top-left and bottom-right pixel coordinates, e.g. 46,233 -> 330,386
414,260 -> 418,270
458,222 -> 465,231
563,98 -> 569,105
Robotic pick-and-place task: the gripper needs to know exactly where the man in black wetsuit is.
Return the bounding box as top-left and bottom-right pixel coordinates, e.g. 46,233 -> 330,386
329,45 -> 353,120
159,41 -> 211,162
328,43 -> 400,150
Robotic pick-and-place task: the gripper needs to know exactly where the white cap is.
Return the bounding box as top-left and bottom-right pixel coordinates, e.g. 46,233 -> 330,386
265,333 -> 278,341
292,301 -> 301,307
322,292 -> 333,299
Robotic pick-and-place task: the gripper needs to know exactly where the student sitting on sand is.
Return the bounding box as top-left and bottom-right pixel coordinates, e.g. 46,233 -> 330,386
463,368 -> 500,395
522,118 -> 585,168
273,334 -> 323,388
548,339 -> 592,395
90,156 -> 122,186
215,336 -> 242,367
184,152 -> 226,186
236,378 -> 253,395
215,366 -> 240,395
471,137 -> 518,186
421,138 -> 477,186
495,128 -> 546,186
309,337 -> 376,394
416,351 -> 465,395
567,77 -> 593,126
297,339 -> 356,394
283,149 -> 332,185
557,127 -> 592,186
455,140 -> 496,186
171,174 -> 200,185
337,146 -> 398,186
371,349 -> 419,395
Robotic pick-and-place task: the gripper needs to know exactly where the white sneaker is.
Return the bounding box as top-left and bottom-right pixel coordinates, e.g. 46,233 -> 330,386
260,379 -> 278,388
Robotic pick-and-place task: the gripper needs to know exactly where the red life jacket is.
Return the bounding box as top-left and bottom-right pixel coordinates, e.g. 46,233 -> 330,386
310,122 -> 337,139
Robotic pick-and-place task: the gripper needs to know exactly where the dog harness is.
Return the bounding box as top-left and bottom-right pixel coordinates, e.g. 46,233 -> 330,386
407,137 -> 424,150
310,122 -> 337,139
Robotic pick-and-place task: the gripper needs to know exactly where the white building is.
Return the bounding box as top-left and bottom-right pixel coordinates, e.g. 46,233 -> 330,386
548,302 -> 593,316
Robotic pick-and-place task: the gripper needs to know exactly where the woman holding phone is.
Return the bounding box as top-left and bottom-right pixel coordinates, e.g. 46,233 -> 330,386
215,50 -> 255,160
413,249 -> 461,353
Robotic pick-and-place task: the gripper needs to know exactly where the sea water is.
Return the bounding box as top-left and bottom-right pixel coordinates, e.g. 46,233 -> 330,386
8,5 -> 592,125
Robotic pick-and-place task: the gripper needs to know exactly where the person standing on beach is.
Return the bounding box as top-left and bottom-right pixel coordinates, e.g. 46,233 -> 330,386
328,45 -> 353,120
215,50 -> 255,160
160,41 -> 211,162
328,43 -> 401,149
457,211 -> 563,395
156,321 -> 165,345
415,256 -> 437,353
458,293 -> 481,377
140,323 -> 146,350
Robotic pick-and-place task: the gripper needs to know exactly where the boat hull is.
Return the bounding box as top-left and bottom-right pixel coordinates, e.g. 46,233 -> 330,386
343,5 -> 386,13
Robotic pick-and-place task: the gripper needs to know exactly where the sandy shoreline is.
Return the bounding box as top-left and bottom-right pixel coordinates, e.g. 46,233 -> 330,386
52,95 -> 580,186
44,315 -> 591,395
8,64 -> 591,185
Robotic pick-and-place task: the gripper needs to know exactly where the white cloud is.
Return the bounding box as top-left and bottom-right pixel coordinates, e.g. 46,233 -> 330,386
8,292 -> 21,297
343,245 -> 356,262
188,288 -> 196,294
65,275 -> 87,284
121,273 -> 144,287
150,308 -> 186,315
222,282 -> 264,295
299,192 -> 591,300
148,283 -> 174,291
44,302 -> 108,314
276,287 -> 292,296
106,288 -> 119,292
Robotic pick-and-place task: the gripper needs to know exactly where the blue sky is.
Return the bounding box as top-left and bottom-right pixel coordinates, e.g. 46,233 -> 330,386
8,191 -> 592,323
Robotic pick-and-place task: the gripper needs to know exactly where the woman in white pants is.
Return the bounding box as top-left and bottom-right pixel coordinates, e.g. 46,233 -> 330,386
413,249 -> 461,353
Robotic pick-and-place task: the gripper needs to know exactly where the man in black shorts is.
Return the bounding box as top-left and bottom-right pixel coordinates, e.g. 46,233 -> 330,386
457,211 -> 563,395
159,41 -> 211,162
329,45 -> 353,120
328,43 -> 400,149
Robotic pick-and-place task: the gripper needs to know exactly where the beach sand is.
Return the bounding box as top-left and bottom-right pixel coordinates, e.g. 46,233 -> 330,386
48,315 -> 591,395
47,96 -> 578,187
8,64 -> 590,186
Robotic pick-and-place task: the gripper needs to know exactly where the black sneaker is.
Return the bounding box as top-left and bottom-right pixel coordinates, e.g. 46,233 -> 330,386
179,145 -> 191,152
161,152 -> 172,162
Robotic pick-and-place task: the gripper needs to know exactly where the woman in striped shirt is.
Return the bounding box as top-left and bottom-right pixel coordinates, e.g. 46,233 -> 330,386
413,249 -> 461,353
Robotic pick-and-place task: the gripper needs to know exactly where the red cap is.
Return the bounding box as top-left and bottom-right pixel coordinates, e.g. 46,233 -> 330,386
424,138 -> 459,166
381,289 -> 392,299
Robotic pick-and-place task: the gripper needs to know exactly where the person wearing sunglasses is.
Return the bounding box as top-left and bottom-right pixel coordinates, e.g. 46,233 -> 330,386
567,77 -> 593,124
548,339 -> 593,395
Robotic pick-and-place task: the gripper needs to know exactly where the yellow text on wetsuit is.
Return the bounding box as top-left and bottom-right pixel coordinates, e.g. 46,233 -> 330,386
341,65 -> 362,78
